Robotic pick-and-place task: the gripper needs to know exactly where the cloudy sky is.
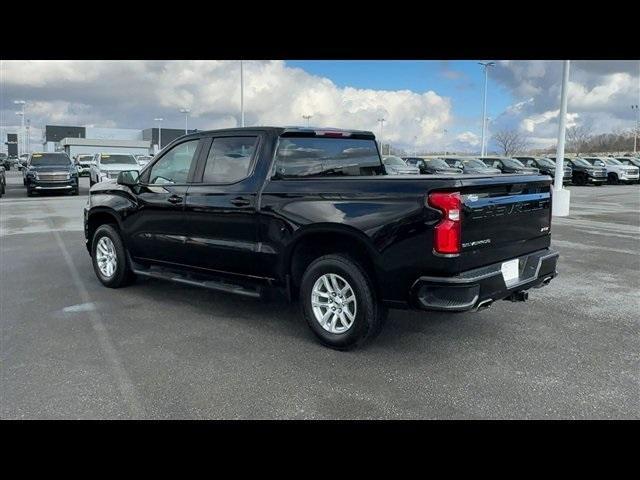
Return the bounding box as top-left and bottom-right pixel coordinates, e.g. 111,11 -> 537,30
1,60 -> 638,153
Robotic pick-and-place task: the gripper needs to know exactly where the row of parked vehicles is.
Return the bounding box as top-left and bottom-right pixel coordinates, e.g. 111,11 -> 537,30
381,155 -> 640,185
12,151 -> 151,196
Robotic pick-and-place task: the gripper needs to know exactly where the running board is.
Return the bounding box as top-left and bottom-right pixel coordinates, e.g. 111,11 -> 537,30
132,266 -> 262,298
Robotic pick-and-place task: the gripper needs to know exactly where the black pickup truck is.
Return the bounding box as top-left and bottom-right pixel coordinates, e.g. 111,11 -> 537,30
84,127 -> 558,349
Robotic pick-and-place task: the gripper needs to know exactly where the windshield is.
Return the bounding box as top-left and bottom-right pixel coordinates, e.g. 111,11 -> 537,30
571,158 -> 590,167
100,154 -> 138,165
502,158 -> 525,168
30,153 -> 71,166
535,158 -> 556,168
464,159 -> 490,168
427,159 -> 451,169
77,155 -> 93,162
603,158 -> 622,165
383,156 -> 407,166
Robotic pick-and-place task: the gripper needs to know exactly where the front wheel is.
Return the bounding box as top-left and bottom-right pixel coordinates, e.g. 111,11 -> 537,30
91,224 -> 135,288
608,173 -> 619,185
300,254 -> 387,350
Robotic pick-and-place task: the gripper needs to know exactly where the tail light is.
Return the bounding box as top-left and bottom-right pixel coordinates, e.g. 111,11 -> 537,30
428,191 -> 461,255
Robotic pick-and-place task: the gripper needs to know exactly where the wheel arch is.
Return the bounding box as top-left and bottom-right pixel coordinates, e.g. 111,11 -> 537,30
87,208 -> 124,251
283,224 -> 382,300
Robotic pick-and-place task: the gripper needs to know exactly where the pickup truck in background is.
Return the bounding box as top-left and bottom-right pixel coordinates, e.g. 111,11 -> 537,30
84,127 -> 559,350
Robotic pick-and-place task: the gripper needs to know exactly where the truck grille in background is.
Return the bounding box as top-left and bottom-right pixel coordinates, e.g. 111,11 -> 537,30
629,169 -> 639,176
38,173 -> 68,181
594,170 -> 606,177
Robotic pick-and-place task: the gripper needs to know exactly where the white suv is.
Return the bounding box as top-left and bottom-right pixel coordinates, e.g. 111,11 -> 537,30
582,157 -> 639,185
89,153 -> 141,186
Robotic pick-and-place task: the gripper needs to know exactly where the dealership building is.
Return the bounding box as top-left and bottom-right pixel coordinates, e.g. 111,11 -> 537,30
42,125 -> 195,157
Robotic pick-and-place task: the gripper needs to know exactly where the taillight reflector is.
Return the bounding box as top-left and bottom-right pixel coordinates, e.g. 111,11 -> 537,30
428,191 -> 461,255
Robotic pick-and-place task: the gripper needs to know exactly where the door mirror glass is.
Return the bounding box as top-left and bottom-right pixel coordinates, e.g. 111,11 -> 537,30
117,170 -> 139,187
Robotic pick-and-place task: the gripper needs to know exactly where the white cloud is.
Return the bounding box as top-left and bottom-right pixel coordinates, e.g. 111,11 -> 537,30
1,60 -> 452,150
491,60 -> 640,146
456,131 -> 480,147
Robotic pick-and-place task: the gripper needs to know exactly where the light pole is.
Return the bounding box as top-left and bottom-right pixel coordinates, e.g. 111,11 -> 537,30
302,115 -> 312,127
15,111 -> 25,155
240,60 -> 245,127
180,108 -> 190,134
26,119 -> 31,154
14,100 -> 26,155
377,117 -> 385,154
154,117 -> 163,152
632,105 -> 639,154
443,129 -> 448,155
478,62 -> 495,157
552,60 -> 571,217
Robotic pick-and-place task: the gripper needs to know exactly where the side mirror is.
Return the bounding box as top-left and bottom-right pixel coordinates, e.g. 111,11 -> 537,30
117,170 -> 139,187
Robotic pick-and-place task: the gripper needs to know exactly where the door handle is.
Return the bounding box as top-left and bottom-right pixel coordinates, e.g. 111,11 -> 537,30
167,195 -> 183,204
230,197 -> 251,207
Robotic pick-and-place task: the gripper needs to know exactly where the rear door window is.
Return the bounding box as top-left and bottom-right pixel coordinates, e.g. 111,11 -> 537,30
274,137 -> 384,178
202,136 -> 258,184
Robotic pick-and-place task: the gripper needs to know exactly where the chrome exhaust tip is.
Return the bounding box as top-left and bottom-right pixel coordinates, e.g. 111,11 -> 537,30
476,299 -> 493,311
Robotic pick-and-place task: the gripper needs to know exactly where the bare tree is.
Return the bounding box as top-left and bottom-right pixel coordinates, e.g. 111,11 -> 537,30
566,125 -> 593,155
492,129 -> 529,156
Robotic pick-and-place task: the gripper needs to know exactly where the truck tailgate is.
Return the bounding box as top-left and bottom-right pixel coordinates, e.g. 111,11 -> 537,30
457,175 -> 552,270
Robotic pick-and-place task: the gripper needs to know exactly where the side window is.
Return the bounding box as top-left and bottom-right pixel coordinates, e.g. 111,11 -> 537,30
493,160 -> 501,168
202,136 -> 257,183
594,160 -> 604,166
148,139 -> 199,184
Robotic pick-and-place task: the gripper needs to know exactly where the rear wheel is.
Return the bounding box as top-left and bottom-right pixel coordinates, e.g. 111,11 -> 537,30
91,224 -> 135,288
300,254 -> 387,350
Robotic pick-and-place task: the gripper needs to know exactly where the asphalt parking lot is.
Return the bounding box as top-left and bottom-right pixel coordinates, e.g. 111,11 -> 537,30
1,170 -> 638,419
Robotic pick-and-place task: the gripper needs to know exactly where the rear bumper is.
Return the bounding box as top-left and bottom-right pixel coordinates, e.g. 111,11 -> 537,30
410,248 -> 559,312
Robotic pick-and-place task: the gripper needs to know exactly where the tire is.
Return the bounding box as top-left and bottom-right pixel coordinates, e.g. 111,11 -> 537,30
91,224 -> 135,288
300,254 -> 387,350
72,186 -> 79,196
575,174 -> 587,186
26,186 -> 34,197
89,177 -> 95,187
608,173 -> 619,185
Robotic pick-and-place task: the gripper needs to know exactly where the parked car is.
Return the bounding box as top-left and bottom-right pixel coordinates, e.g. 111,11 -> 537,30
0,165 -> 6,198
382,155 -> 420,175
23,152 -> 79,196
479,157 -> 539,175
582,157 -> 639,184
403,157 -> 463,175
615,157 -> 640,183
135,155 -> 153,167
0,153 -> 9,170
16,154 -> 28,170
513,156 -> 572,184
441,157 -> 501,175
89,153 -> 141,186
75,154 -> 95,176
550,157 -> 606,186
84,127 -> 558,350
